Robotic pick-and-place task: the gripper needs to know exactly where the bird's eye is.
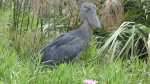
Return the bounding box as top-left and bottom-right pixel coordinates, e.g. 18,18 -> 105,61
86,8 -> 91,12
87,8 -> 91,11
84,6 -> 91,11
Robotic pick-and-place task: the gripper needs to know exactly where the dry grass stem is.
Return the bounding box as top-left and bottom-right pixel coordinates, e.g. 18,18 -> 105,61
100,0 -> 124,30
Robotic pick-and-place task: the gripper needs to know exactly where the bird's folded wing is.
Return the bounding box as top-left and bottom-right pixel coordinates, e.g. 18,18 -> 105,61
41,34 -> 88,64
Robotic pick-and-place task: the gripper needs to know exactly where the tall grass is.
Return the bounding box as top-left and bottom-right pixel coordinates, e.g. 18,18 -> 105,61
1,41 -> 150,83
122,0 -> 150,27
100,22 -> 150,61
100,0 -> 123,29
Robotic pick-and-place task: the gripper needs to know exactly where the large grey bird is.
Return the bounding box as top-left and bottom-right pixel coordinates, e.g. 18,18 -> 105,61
36,2 -> 101,66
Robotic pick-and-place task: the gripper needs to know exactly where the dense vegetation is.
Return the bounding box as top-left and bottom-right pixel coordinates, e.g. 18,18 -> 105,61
0,0 -> 150,83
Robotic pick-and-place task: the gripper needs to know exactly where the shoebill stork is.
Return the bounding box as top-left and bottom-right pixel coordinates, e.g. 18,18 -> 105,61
36,2 -> 101,66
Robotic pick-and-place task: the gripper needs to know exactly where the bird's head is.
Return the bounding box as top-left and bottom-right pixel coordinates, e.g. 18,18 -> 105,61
80,2 -> 101,30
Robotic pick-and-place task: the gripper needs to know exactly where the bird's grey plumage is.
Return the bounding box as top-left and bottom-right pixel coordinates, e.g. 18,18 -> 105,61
36,2 -> 101,66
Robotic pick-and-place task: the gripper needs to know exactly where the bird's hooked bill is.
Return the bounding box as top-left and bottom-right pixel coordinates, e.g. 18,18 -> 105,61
87,10 -> 101,29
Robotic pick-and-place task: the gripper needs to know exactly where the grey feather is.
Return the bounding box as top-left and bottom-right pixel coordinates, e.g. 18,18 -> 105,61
34,2 -> 101,66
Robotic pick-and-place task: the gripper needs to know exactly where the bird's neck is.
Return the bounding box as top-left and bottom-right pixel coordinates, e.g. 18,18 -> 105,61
80,20 -> 93,40
82,20 -> 92,29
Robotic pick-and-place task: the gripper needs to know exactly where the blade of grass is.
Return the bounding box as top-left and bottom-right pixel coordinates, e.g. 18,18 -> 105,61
148,34 -> 150,64
99,22 -> 134,53
117,35 -> 132,60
